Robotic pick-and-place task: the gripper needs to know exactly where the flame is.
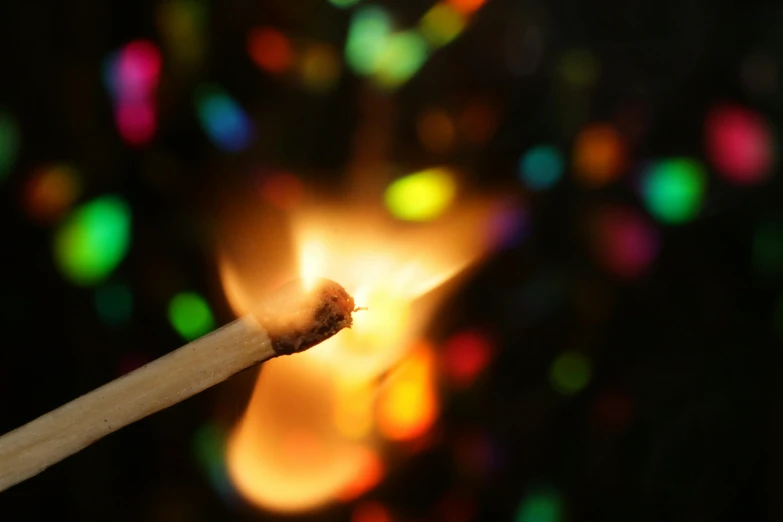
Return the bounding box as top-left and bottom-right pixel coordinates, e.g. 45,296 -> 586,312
218,194 -> 494,513
218,63 -> 496,511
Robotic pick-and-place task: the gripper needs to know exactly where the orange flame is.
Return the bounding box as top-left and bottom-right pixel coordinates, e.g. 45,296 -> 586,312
218,193 -> 494,513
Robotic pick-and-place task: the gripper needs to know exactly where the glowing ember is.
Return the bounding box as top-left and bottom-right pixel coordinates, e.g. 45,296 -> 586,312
219,186 -> 494,512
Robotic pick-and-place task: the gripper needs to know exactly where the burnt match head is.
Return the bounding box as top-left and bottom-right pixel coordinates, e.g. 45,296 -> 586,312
255,278 -> 356,356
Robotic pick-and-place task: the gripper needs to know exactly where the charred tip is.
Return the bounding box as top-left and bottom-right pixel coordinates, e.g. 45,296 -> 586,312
254,278 -> 356,356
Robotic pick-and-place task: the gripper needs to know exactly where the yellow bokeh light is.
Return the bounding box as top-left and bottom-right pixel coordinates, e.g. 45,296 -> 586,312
377,344 -> 438,441
419,3 -> 466,48
384,167 -> 457,221
300,43 -> 342,93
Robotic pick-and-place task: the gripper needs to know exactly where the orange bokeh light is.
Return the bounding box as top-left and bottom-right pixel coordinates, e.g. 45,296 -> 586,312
248,27 -> 293,73
447,0 -> 487,15
573,123 -> 625,186
24,164 -> 82,223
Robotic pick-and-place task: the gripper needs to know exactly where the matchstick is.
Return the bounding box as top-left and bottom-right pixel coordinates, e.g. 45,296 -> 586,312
0,278 -> 356,492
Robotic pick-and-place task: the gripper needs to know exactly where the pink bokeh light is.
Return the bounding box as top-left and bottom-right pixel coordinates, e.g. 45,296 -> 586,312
706,105 -> 774,184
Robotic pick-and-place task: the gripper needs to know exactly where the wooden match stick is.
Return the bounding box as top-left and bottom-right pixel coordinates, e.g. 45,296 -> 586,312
0,278 -> 356,492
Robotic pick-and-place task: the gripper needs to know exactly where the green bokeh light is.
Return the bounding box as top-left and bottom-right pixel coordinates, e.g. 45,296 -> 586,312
549,351 -> 591,395
558,48 -> 600,87
516,487 -> 562,522
0,111 -> 20,181
94,283 -> 133,326
54,195 -> 132,286
169,292 -> 215,341
385,167 -> 457,221
345,6 -> 392,76
375,30 -> 429,88
641,159 -> 705,224
329,0 -> 360,8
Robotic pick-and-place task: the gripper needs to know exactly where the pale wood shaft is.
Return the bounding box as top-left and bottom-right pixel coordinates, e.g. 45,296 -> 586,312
0,316 -> 273,492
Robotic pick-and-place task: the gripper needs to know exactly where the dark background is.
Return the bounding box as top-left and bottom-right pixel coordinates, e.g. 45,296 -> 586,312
1,0 -> 783,521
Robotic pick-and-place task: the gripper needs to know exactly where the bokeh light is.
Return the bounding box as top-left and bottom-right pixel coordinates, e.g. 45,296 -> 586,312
384,167 -> 457,221
641,158 -> 706,224
591,206 -> 659,279
300,44 -> 342,93
104,40 -> 161,147
377,344 -> 438,441
441,330 -> 493,388
330,0 -> 361,8
115,101 -> 157,146
105,40 -> 162,103
447,0 -> 487,15
417,107 -> 455,153
54,195 -> 132,286
572,123 -> 624,186
515,486 -> 562,522
156,0 -> 207,70
374,31 -> 429,89
0,111 -> 20,181
419,3 -> 466,48
24,164 -> 82,223
487,200 -> 530,250
168,292 -> 215,341
558,48 -> 600,88
195,84 -> 254,152
519,145 -> 564,190
706,105 -> 774,184
94,283 -> 133,326
248,27 -> 293,74
345,6 -> 392,76
549,351 -> 591,396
